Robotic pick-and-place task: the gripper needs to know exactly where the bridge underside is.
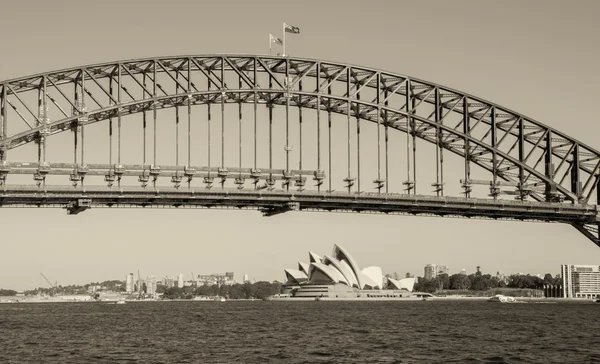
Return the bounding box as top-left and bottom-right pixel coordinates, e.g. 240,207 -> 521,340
1,186 -> 597,223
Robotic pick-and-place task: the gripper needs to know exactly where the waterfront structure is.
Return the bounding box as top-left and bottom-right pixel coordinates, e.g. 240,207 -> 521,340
177,274 -> 184,288
0,55 -> 599,249
58,294 -> 94,302
424,264 -> 450,279
125,273 -> 134,293
561,264 -> 600,299
283,244 -> 415,298
543,284 -> 563,298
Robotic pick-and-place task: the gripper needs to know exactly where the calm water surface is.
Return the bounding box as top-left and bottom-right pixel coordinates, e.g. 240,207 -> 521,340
0,300 -> 598,363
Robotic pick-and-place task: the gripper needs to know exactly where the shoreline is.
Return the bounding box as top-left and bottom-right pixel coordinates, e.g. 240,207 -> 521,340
1,296 -> 596,304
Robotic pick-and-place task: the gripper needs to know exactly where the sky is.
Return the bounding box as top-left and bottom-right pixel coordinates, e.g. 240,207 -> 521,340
1,0 -> 600,290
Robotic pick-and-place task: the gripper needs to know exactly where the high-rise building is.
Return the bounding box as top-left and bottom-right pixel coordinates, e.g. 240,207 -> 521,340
135,278 -> 145,294
177,274 -> 184,288
243,274 -> 249,283
561,264 -> 600,299
424,264 -> 450,279
424,264 -> 437,280
146,275 -> 157,296
437,265 -> 450,276
126,273 -> 135,293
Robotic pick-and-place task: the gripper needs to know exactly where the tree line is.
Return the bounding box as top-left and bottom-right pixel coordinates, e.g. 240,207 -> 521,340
160,281 -> 282,300
413,272 -> 560,294
22,280 -> 125,296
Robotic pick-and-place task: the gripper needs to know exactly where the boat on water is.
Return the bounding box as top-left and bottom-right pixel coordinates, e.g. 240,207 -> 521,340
116,300 -> 126,305
0,299 -> 20,304
214,296 -> 226,302
488,294 -> 516,303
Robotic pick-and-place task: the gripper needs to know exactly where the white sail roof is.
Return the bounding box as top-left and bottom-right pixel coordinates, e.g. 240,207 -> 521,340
308,262 -> 348,285
322,255 -> 359,288
332,244 -> 363,288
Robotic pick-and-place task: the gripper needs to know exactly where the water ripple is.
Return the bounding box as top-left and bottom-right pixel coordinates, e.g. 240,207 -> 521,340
0,301 -> 598,363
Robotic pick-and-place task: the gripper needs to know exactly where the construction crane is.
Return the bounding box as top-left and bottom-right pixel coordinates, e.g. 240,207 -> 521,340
40,273 -> 57,296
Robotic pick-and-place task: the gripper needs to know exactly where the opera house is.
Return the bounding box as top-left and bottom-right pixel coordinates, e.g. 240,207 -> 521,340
282,244 -> 417,299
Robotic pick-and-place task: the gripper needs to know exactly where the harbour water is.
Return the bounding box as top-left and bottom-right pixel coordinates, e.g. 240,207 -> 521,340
0,300 -> 598,363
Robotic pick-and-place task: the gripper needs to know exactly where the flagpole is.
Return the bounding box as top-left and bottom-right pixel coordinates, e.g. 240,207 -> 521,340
283,22 -> 286,56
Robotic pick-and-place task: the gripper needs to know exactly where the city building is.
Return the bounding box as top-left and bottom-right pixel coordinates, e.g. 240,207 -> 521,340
424,264 -> 437,280
196,272 -> 235,286
126,273 -> 134,293
135,275 -> 145,294
243,274 -> 249,283
438,265 -> 450,276
177,274 -> 184,288
459,269 -> 467,276
282,244 -> 416,298
424,264 -> 450,279
163,276 -> 175,288
146,275 -> 157,296
561,264 -> 600,299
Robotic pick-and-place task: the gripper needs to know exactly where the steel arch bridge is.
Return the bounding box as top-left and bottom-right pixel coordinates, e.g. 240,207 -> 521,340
0,54 -> 599,246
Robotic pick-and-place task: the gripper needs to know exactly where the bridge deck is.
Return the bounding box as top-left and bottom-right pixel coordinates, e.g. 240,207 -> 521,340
0,186 -> 596,222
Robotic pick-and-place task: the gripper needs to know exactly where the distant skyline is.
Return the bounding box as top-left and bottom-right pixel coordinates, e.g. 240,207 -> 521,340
1,0 -> 600,290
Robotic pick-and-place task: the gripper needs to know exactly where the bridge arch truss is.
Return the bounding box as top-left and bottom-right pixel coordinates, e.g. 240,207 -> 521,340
0,55 -> 599,245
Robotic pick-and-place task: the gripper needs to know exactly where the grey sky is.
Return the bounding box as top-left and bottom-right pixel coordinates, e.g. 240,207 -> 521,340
1,0 -> 599,290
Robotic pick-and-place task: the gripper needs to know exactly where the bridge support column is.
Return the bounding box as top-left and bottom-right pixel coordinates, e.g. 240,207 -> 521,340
517,118 -> 526,200
462,97 -> 471,198
432,87 -> 444,196
571,144 -> 581,202
403,79 -> 415,194
545,130 -> 558,202
1,83 -> 7,163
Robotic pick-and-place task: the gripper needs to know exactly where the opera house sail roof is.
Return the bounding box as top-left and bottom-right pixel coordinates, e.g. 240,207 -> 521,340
283,244 -> 415,292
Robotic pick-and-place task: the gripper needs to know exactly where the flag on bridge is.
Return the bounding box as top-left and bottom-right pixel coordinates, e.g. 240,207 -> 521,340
270,34 -> 283,45
284,23 -> 300,34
